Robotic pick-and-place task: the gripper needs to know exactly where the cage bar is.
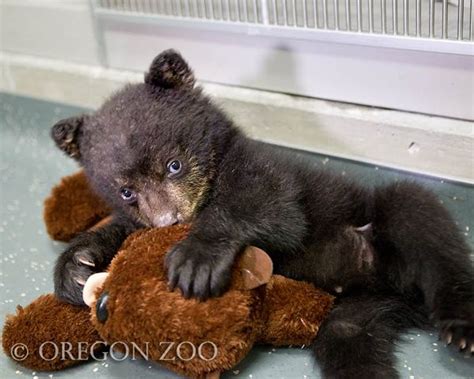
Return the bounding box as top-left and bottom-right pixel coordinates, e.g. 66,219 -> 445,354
381,0 -> 386,34
323,0 -> 329,28
357,0 -> 362,31
369,0 -> 374,32
313,0 -> 319,28
416,0 -> 421,36
442,0 -> 448,39
458,0 -> 464,39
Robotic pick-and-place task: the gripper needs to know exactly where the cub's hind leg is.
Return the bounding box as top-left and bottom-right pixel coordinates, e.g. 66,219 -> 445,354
312,294 -> 428,379
373,181 -> 474,354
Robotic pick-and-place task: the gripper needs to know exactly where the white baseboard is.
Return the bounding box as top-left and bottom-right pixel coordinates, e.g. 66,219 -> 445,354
1,52 -> 473,184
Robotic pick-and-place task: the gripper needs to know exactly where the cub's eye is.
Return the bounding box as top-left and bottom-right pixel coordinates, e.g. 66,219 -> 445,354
120,188 -> 137,203
167,160 -> 182,176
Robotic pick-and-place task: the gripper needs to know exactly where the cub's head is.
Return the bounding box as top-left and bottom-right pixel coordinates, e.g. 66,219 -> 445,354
51,50 -> 238,227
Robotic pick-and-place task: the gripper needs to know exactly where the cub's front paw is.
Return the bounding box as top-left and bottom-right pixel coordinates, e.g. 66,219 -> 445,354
54,242 -> 104,305
439,319 -> 474,355
165,239 -> 237,300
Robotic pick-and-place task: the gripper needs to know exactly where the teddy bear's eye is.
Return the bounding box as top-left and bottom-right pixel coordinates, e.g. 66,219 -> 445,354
167,160 -> 182,176
120,188 -> 137,203
96,291 -> 109,323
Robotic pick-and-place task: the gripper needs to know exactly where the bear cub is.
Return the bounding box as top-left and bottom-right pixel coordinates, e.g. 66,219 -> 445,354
51,50 -> 473,377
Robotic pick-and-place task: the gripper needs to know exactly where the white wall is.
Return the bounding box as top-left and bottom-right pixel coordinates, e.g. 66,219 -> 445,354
0,0 -> 100,65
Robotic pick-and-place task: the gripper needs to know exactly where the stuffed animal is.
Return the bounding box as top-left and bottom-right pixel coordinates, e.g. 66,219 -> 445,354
2,172 -> 334,378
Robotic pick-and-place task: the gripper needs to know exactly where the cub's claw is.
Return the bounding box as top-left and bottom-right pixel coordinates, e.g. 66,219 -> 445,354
54,243 -> 104,305
165,239 -> 236,301
439,319 -> 474,355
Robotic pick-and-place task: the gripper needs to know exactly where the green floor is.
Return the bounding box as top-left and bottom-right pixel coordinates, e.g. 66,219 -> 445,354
0,93 -> 472,379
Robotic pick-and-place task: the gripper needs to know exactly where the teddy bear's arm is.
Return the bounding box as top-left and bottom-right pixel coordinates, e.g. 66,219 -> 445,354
2,294 -> 103,371
44,171 -> 110,241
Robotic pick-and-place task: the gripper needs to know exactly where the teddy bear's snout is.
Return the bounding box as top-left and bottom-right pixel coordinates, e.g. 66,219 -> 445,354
96,291 -> 109,323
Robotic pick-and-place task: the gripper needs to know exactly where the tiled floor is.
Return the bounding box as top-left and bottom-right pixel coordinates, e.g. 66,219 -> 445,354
0,92 -> 472,378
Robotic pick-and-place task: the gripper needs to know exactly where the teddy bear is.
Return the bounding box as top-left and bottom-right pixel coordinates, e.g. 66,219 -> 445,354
2,171 -> 334,378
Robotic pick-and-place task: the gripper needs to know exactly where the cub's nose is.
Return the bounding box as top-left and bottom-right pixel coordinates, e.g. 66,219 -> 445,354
152,212 -> 178,227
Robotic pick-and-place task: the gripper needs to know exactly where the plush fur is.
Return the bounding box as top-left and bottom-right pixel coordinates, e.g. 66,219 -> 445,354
43,171 -> 110,241
51,50 -> 474,377
2,294 -> 103,371
3,200 -> 334,377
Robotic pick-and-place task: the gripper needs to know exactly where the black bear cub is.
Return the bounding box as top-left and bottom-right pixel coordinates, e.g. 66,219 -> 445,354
52,50 -> 473,377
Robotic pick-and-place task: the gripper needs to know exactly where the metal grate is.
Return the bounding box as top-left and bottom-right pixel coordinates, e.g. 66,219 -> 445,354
95,0 -> 473,41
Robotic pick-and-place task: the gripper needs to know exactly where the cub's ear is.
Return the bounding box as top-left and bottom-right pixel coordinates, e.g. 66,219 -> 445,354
144,49 -> 195,90
51,115 -> 85,161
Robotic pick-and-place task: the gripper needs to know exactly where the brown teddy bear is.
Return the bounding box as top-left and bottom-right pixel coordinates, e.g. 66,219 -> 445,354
2,172 -> 334,378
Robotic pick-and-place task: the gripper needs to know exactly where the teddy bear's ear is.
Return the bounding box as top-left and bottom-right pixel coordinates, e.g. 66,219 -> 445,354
144,49 -> 196,90
239,246 -> 273,290
51,115 -> 86,161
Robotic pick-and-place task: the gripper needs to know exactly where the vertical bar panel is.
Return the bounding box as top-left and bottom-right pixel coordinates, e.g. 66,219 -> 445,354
254,0 -> 259,22
243,0 -> 248,21
216,0 -> 222,19
200,0 -> 206,18
236,0 -> 242,21
187,0 -> 193,16
335,0 -> 340,29
403,0 -> 408,35
470,0 -> 474,40
323,0 -> 328,27
382,0 -> 386,33
175,0 -> 181,15
346,0 -> 351,30
262,0 -> 270,24
144,0 -> 151,14
393,0 -> 398,34
303,0 -> 308,26
283,0 -> 288,25
150,0 -> 158,14
357,0 -> 362,31
209,0 -> 215,19
293,0 -> 297,25
416,0 -> 421,36
272,0 -> 278,24
226,0 -> 231,20
202,0 -> 207,18
429,0 -> 434,37
458,0 -> 465,39
442,0 -> 448,38
369,0 -> 374,32
144,0 -> 150,13
313,0 -> 319,27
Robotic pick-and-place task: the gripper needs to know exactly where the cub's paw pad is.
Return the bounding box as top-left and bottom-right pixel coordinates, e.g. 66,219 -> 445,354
439,319 -> 474,354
